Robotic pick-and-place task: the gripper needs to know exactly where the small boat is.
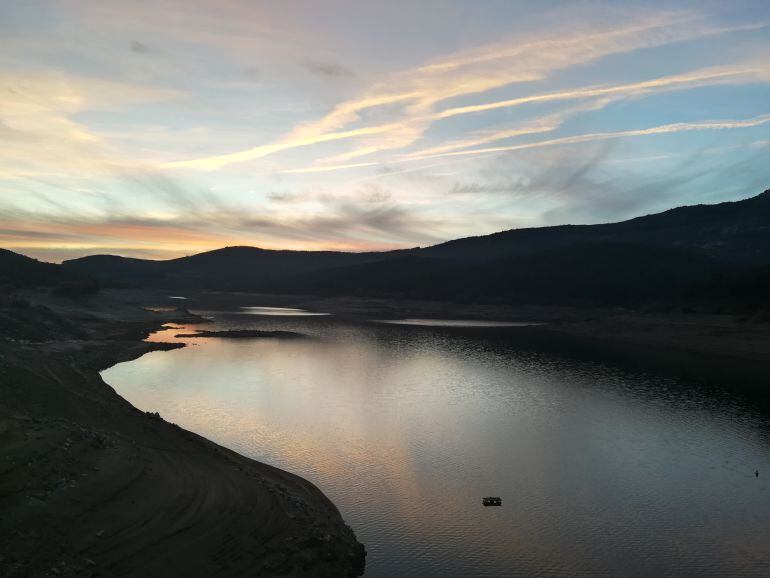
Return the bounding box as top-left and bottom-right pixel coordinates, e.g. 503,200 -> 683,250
482,497 -> 502,506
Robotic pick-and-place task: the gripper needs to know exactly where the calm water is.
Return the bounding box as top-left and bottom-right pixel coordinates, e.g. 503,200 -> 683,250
102,310 -> 770,577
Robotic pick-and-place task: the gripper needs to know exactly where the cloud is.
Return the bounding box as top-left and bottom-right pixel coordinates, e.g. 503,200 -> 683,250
266,191 -> 298,202
244,66 -> 261,82
237,189 -> 451,248
401,114 -> 568,160
302,60 -> 354,78
433,65 -> 762,120
297,61 -> 769,171
441,135 -> 769,227
277,161 -> 377,175
130,40 -> 149,53
403,113 -> 770,162
0,70 -> 184,176
0,167 -> 449,259
447,141 -> 615,202
540,146 -> 770,224
360,64 -> 767,165
164,124 -> 396,170
164,10 -> 764,171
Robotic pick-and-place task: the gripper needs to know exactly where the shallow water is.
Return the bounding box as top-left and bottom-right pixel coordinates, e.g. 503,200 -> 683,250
376,318 -> 543,327
240,306 -> 330,316
103,311 -> 770,577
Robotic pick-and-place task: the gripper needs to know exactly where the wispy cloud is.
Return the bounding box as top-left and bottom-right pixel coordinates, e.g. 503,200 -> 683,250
433,65 -> 762,120
277,161 -> 378,175
276,62 -> 769,173
164,124 -> 396,170
0,70 -> 184,175
402,113 -> 770,162
1,190 -> 449,261
301,60 -> 354,78
165,11 -> 764,171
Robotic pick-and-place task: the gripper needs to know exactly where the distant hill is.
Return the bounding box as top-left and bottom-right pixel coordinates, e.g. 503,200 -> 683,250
279,242 -> 733,307
421,188 -> 770,263
4,186 -> 765,309
0,249 -> 77,289
63,246 -> 411,291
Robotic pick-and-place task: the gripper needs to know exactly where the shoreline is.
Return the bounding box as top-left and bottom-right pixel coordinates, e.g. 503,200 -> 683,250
0,291 -> 365,577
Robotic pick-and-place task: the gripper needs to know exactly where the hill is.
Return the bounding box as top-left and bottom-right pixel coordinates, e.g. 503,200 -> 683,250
0,249 -> 80,290
63,246 -> 411,291
279,242 -> 733,307
8,186 -> 766,309
421,188 -> 770,263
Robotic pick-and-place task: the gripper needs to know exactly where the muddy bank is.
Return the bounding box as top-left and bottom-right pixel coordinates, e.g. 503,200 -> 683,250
0,291 -> 365,577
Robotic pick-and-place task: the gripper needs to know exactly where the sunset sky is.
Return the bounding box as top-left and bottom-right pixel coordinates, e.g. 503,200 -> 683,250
2,0 -> 769,261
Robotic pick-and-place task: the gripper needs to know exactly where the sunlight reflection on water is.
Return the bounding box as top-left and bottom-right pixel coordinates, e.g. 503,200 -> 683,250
376,318 -> 544,327
240,306 -> 331,316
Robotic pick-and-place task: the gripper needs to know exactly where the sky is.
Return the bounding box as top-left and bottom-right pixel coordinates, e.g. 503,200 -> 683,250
1,0 -> 769,262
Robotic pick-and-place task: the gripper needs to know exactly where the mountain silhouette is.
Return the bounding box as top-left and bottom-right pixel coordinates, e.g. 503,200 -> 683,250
3,188 -> 768,309
421,188 -> 770,263
0,248 -> 78,289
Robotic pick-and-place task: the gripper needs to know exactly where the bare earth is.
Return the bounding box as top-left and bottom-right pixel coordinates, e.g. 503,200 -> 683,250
0,290 -> 365,577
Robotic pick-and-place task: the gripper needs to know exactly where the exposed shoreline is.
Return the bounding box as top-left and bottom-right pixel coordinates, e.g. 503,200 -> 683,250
0,290 -> 365,577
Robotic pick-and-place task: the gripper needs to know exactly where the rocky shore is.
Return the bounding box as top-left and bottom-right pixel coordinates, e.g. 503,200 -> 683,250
0,290 -> 365,577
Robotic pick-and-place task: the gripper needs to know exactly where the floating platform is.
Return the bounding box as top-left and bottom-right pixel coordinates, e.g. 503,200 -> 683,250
482,497 -> 502,506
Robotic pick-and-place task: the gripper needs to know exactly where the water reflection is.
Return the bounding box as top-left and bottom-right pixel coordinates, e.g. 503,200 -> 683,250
104,312 -> 770,577
240,306 -> 330,316
377,318 -> 543,327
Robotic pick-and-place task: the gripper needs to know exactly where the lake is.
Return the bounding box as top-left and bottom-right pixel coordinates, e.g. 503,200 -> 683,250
102,309 -> 770,577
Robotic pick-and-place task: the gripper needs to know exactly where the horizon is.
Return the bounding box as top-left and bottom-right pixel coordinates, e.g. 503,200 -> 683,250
2,1 -> 770,262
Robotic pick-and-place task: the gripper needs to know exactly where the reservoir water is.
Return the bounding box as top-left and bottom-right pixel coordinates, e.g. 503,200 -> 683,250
102,310 -> 770,577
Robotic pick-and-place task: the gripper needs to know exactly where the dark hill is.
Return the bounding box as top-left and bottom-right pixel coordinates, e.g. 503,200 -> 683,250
272,255 -> 460,298
0,249 -> 79,290
39,187 -> 770,308
64,246 -> 411,290
278,243 -> 732,307
422,189 -> 770,264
